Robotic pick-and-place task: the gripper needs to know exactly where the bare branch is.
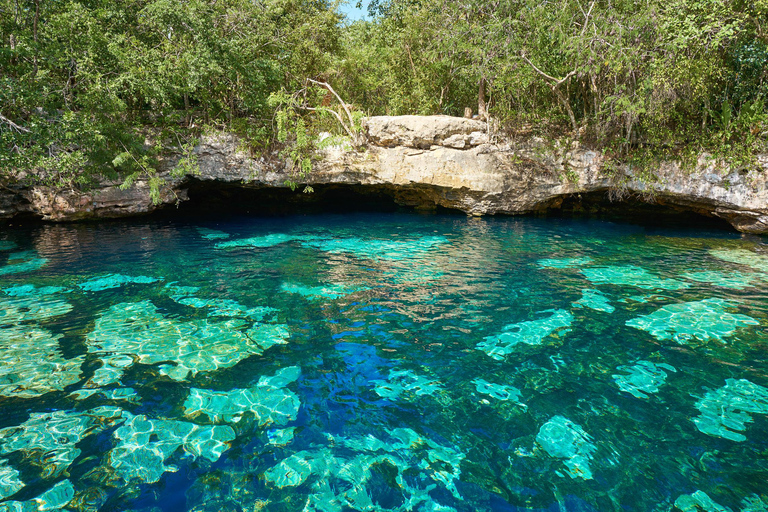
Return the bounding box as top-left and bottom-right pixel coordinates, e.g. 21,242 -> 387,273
299,106 -> 357,141
520,54 -> 577,86
0,113 -> 31,133
307,79 -> 357,138
581,0 -> 596,36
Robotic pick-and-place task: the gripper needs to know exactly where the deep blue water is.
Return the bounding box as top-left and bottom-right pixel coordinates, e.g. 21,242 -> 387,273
1,212 -> 767,512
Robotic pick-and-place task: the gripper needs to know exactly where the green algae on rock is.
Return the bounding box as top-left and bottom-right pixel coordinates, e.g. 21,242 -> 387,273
693,378 -> 768,442
0,326 -> 83,398
626,298 -> 759,344
86,300 -> 286,383
537,256 -> 593,269
535,415 -> 597,480
581,265 -> 689,290
612,360 -> 676,399
371,369 -> 443,401
0,479 -> 75,512
572,289 -> 615,313
184,367 -> 301,425
477,309 -> 573,360
78,273 -> 162,291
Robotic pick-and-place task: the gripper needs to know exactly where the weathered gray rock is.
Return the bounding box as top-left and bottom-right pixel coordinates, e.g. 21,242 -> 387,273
363,115 -> 488,149
23,177 -> 184,221
2,115 -> 767,233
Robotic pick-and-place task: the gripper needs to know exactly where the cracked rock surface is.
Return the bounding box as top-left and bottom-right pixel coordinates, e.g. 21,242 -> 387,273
2,115 -> 767,233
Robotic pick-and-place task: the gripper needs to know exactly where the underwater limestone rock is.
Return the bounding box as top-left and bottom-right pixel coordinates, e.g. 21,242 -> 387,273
0,242 -> 17,252
0,409 -> 119,477
0,460 -> 23,501
683,270 -> 761,289
621,294 -> 670,304
86,300 -> 287,384
612,360 -> 676,399
0,326 -> 83,398
537,256 -> 593,269
174,296 -> 277,321
78,273 -> 162,292
371,369 -> 443,401
473,378 -> 525,406
0,294 -> 72,326
477,309 -> 573,360
264,427 -> 463,510
280,282 -> 368,300
215,233 -> 302,249
107,411 -> 236,484
0,479 -> 75,512
693,378 -> 768,442
2,284 -> 69,297
572,289 -> 615,313
626,298 -> 759,344
69,386 -> 139,403
741,495 -> 768,512
581,265 -> 689,290
195,227 -> 230,240
167,283 -> 278,321
267,427 -> 296,447
535,416 -> 597,480
674,490 -> 733,511
88,354 -> 135,387
710,248 -> 768,273
301,235 -> 449,261
184,367 -> 301,425
0,251 -> 47,276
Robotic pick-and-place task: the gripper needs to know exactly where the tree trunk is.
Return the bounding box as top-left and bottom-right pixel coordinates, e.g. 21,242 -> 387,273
32,0 -> 40,76
553,86 -> 578,134
184,93 -> 190,127
478,76 -> 487,120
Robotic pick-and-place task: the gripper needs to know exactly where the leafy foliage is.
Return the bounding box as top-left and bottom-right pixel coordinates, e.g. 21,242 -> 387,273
1,0 -> 765,194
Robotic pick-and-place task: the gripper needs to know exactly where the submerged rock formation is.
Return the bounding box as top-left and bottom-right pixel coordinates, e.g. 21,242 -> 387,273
2,115 -> 768,233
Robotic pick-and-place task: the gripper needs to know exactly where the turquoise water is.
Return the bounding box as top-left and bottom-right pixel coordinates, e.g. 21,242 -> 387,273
1,212 -> 768,511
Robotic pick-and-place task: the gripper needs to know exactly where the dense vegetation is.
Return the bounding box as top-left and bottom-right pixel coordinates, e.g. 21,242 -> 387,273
1,0 -> 767,193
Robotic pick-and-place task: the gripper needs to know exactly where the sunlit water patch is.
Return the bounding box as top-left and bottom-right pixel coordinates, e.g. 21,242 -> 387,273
1,213 -> 768,511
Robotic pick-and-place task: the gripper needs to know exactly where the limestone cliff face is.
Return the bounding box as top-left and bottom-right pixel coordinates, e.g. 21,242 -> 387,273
3,115 -> 768,233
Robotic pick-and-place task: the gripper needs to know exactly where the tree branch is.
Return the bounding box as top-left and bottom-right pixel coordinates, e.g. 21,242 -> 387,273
298,106 -> 357,142
520,53 -> 577,86
0,113 -> 31,133
307,79 -> 358,140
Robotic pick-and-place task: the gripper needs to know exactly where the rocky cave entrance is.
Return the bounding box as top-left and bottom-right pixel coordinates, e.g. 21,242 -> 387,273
163,179 -> 736,232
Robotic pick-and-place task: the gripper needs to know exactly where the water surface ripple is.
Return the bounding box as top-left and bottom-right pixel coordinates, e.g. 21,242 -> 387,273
1,213 -> 767,511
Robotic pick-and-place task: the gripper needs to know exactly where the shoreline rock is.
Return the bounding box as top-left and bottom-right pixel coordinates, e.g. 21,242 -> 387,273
2,115 -> 767,233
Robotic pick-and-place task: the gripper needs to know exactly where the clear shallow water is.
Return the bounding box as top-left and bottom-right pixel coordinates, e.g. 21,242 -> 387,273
1,213 -> 768,511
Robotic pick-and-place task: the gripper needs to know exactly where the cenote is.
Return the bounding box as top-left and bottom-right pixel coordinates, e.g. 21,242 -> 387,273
1,209 -> 768,512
